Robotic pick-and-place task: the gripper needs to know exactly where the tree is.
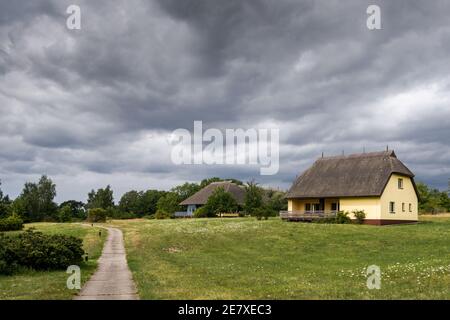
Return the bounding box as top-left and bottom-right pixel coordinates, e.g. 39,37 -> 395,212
203,187 -> 238,216
87,185 -> 114,210
156,192 -> 181,215
59,200 -> 86,220
87,208 -> 107,222
417,182 -> 450,213
265,189 -> 288,213
0,201 -> 10,219
20,182 -> 41,221
37,175 -> 58,217
199,177 -> 243,188
244,180 -> 263,215
199,177 -> 222,188
13,175 -> 57,222
118,191 -> 142,217
439,192 -> 450,212
10,197 -> 27,218
0,181 -> 11,218
118,189 -> 166,217
171,183 -> 201,201
57,205 -> 72,222
141,190 -> 166,216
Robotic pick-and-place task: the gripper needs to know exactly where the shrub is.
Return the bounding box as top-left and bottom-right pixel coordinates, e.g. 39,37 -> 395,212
87,208 -> 107,222
352,210 -> 366,224
155,209 -> 171,219
0,230 -> 84,275
193,206 -> 214,218
0,213 -> 24,231
252,206 -> 274,220
335,211 -> 352,224
57,205 -> 72,223
253,207 -> 265,220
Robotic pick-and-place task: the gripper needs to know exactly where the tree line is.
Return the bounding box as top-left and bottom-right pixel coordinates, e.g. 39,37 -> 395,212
416,182 -> 450,213
2,177 -> 446,223
0,176 -> 287,222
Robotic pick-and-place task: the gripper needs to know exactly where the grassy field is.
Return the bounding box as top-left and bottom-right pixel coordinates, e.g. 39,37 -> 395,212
109,216 -> 450,299
0,223 -> 107,300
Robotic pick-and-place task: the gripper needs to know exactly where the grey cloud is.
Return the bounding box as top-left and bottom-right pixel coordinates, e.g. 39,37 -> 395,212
0,0 -> 449,202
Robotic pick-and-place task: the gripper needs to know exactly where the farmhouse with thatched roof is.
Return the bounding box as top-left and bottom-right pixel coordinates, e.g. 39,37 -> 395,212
283,150 -> 419,225
179,181 -> 246,216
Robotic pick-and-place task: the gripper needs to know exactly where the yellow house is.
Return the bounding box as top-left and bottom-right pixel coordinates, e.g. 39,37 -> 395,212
283,150 -> 419,225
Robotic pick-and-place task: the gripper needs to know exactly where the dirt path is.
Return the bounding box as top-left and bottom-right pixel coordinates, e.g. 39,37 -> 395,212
74,227 -> 139,300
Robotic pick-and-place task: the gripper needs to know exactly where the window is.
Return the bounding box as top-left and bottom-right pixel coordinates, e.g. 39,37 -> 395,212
398,178 -> 404,189
389,202 -> 395,213
312,203 -> 321,212
331,203 -> 338,211
305,203 -> 311,212
402,203 -> 405,212
409,203 -> 412,212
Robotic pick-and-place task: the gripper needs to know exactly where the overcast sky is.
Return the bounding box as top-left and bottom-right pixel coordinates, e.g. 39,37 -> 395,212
1,0 -> 449,202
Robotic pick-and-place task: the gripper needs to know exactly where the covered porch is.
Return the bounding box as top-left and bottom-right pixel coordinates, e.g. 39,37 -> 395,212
281,198 -> 340,221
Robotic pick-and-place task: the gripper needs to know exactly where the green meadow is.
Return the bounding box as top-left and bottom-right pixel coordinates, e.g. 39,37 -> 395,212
2,216 -> 450,299
110,216 -> 450,299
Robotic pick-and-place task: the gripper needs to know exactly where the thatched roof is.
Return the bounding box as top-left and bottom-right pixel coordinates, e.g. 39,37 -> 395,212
286,150 -> 417,199
179,181 -> 246,205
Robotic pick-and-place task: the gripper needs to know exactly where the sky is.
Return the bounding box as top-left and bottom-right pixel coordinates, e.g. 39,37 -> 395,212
0,0 -> 449,203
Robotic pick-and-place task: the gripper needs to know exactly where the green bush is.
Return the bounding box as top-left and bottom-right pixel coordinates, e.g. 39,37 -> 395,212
249,205 -> 277,220
87,208 -> 107,222
0,229 -> 84,275
193,206 -> 212,218
253,207 -> 264,220
0,213 -> 24,231
335,211 -> 352,224
155,209 -> 171,219
352,210 -> 366,224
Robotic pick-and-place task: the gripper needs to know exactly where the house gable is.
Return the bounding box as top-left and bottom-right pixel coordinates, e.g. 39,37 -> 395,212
379,174 -> 418,221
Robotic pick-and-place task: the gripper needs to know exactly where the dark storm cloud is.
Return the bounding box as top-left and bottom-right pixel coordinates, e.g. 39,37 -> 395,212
0,0 -> 449,201
0,1 -> 60,25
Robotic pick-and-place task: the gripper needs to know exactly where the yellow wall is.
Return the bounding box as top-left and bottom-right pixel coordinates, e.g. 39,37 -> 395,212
340,197 -> 381,220
380,174 -> 418,221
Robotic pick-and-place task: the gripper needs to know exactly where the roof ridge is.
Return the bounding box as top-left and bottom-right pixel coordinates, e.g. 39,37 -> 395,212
318,150 -> 394,161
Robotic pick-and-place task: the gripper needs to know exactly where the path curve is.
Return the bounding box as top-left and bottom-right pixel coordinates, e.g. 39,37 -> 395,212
74,226 -> 139,300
